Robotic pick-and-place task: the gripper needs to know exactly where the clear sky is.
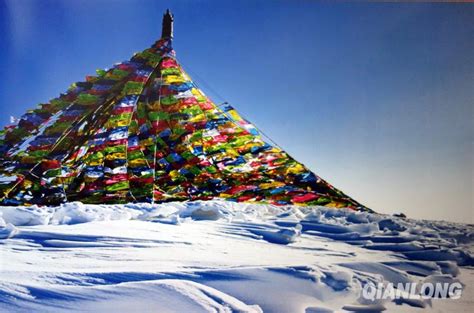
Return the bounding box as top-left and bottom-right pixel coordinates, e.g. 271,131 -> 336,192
0,0 -> 472,223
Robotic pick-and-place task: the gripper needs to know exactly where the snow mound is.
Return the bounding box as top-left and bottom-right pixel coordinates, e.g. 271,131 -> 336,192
0,202 -> 142,226
1,279 -> 262,313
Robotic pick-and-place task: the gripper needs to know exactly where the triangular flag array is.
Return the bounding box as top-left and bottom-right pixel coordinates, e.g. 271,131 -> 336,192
0,12 -> 367,210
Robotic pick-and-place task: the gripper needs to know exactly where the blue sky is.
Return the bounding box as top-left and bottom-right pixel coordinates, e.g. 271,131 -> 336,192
0,0 -> 472,222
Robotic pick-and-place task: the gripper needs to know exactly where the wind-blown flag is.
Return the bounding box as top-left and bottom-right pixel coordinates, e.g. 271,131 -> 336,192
0,11 -> 367,211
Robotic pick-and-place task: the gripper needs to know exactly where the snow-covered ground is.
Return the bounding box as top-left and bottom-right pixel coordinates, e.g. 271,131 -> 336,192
0,201 -> 473,312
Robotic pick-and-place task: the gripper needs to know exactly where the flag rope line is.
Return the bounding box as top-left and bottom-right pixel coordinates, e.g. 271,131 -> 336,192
126,58 -> 163,202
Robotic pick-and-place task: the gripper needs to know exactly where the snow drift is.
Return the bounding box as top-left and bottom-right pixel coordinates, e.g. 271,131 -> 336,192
0,201 -> 473,312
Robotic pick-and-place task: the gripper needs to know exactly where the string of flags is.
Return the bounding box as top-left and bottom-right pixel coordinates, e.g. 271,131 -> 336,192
0,31 -> 367,211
